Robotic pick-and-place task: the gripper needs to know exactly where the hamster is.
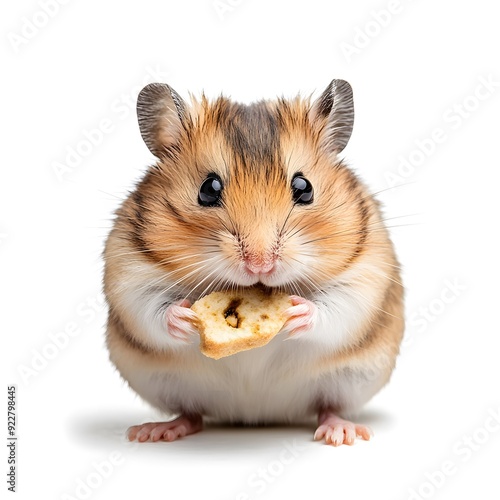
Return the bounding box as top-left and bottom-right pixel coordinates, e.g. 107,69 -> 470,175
103,79 -> 404,446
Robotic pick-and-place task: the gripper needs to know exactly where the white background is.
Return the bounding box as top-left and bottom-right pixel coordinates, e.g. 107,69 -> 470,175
2,0 -> 500,499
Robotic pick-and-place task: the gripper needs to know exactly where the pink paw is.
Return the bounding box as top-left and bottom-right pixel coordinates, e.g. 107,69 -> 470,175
127,414 -> 203,442
314,411 -> 373,447
281,296 -> 317,339
166,299 -> 199,343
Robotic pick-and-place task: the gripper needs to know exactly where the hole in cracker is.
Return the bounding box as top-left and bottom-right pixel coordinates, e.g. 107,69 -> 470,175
224,299 -> 242,328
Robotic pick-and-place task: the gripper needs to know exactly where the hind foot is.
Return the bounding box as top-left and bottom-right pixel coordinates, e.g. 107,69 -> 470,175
314,409 -> 373,446
127,414 -> 203,443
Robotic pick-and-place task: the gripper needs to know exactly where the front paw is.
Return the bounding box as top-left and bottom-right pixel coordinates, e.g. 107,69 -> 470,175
280,296 -> 317,339
166,299 -> 199,343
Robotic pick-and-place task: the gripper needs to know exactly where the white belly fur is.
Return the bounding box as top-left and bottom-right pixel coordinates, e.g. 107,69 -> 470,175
116,332 -> 385,423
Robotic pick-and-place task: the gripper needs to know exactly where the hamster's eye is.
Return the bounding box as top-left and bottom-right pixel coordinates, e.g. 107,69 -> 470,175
291,174 -> 313,205
198,174 -> 223,207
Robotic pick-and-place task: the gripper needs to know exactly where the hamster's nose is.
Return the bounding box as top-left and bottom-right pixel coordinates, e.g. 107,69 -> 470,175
244,255 -> 276,276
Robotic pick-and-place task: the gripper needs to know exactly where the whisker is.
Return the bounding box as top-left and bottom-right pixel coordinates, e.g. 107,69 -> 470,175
279,204 -> 295,237
300,223 -> 418,246
115,256 -> 220,297
156,264 -> 214,298
181,258 -> 229,299
105,248 -> 221,261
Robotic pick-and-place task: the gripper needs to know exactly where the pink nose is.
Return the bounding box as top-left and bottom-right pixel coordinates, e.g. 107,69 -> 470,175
244,257 -> 276,275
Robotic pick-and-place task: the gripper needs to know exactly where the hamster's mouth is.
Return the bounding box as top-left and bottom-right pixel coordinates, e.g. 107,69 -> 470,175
186,262 -> 301,301
236,262 -> 287,288
212,271 -> 291,296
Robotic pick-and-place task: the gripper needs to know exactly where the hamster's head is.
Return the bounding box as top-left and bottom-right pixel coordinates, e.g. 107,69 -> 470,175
125,80 -> 374,299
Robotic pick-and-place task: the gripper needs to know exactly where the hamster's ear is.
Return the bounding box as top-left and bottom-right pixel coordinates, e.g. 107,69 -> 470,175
309,79 -> 354,154
137,83 -> 187,157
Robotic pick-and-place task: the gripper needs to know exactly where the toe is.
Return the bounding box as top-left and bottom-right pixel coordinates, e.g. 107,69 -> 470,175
355,424 -> 373,441
150,424 -> 171,442
330,425 -> 345,446
289,295 -> 308,306
281,314 -> 312,338
313,425 -> 327,441
136,430 -> 151,442
284,303 -> 310,318
163,430 -> 175,442
344,425 -> 356,446
162,426 -> 187,442
176,425 -> 187,438
128,422 -> 154,441
127,425 -> 140,441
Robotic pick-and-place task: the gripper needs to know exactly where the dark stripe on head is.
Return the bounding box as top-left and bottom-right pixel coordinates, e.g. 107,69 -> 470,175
162,196 -> 188,225
222,102 -> 280,167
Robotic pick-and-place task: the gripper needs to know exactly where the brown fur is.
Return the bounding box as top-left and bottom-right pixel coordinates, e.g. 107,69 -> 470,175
104,91 -> 404,385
